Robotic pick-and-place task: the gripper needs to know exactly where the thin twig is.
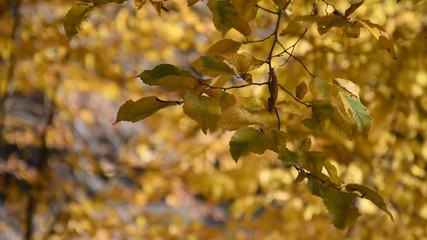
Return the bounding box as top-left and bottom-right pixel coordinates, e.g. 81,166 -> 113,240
281,28 -> 308,66
256,4 -> 279,14
243,32 -> 275,44
278,83 -> 311,107
198,79 -> 269,91
274,107 -> 281,129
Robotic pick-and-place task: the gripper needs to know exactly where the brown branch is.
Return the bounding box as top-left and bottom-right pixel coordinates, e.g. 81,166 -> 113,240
198,80 -> 269,91
274,107 -> 281,129
256,4 -> 279,14
243,32 -> 275,44
280,28 -> 308,66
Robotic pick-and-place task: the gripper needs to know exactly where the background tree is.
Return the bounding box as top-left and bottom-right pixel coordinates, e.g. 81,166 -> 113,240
0,0 -> 426,239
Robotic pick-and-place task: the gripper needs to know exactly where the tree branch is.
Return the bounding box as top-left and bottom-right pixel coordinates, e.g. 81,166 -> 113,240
198,79 -> 269,91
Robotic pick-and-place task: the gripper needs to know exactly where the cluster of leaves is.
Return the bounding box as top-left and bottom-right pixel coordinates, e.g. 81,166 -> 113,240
63,0 -> 399,230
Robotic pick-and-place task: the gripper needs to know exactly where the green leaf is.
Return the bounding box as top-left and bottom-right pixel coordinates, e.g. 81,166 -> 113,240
277,146 -> 300,166
114,97 -> 177,124
218,106 -> 260,130
280,15 -> 318,36
359,19 -> 397,59
345,184 -> 394,221
63,4 -> 93,37
340,93 -> 371,137
208,0 -> 251,36
221,52 -> 264,73
324,160 -> 343,185
191,56 -> 234,77
310,78 -> 339,101
138,64 -> 198,90
183,92 -> 222,134
308,176 -> 360,230
207,39 -> 242,56
229,127 -> 271,162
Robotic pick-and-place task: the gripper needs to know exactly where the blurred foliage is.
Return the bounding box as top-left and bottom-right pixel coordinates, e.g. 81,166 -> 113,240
0,0 -> 426,239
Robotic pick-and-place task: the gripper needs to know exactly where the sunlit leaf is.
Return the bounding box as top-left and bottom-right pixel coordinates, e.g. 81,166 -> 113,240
229,127 -> 271,162
328,108 -> 353,139
276,101 -> 302,116
63,4 -> 92,37
310,78 -> 339,101
359,19 -> 397,59
191,56 -> 234,77
378,35 -> 397,60
308,176 -> 360,230
114,97 -> 177,123
221,52 -> 264,73
183,92 -> 222,134
236,97 -> 265,111
207,39 -> 242,56
324,160 -> 343,185
208,0 -> 251,36
218,106 -> 260,130
340,93 -> 371,137
345,184 -> 394,221
138,64 -> 198,90
280,15 -> 318,36
333,78 -> 360,98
